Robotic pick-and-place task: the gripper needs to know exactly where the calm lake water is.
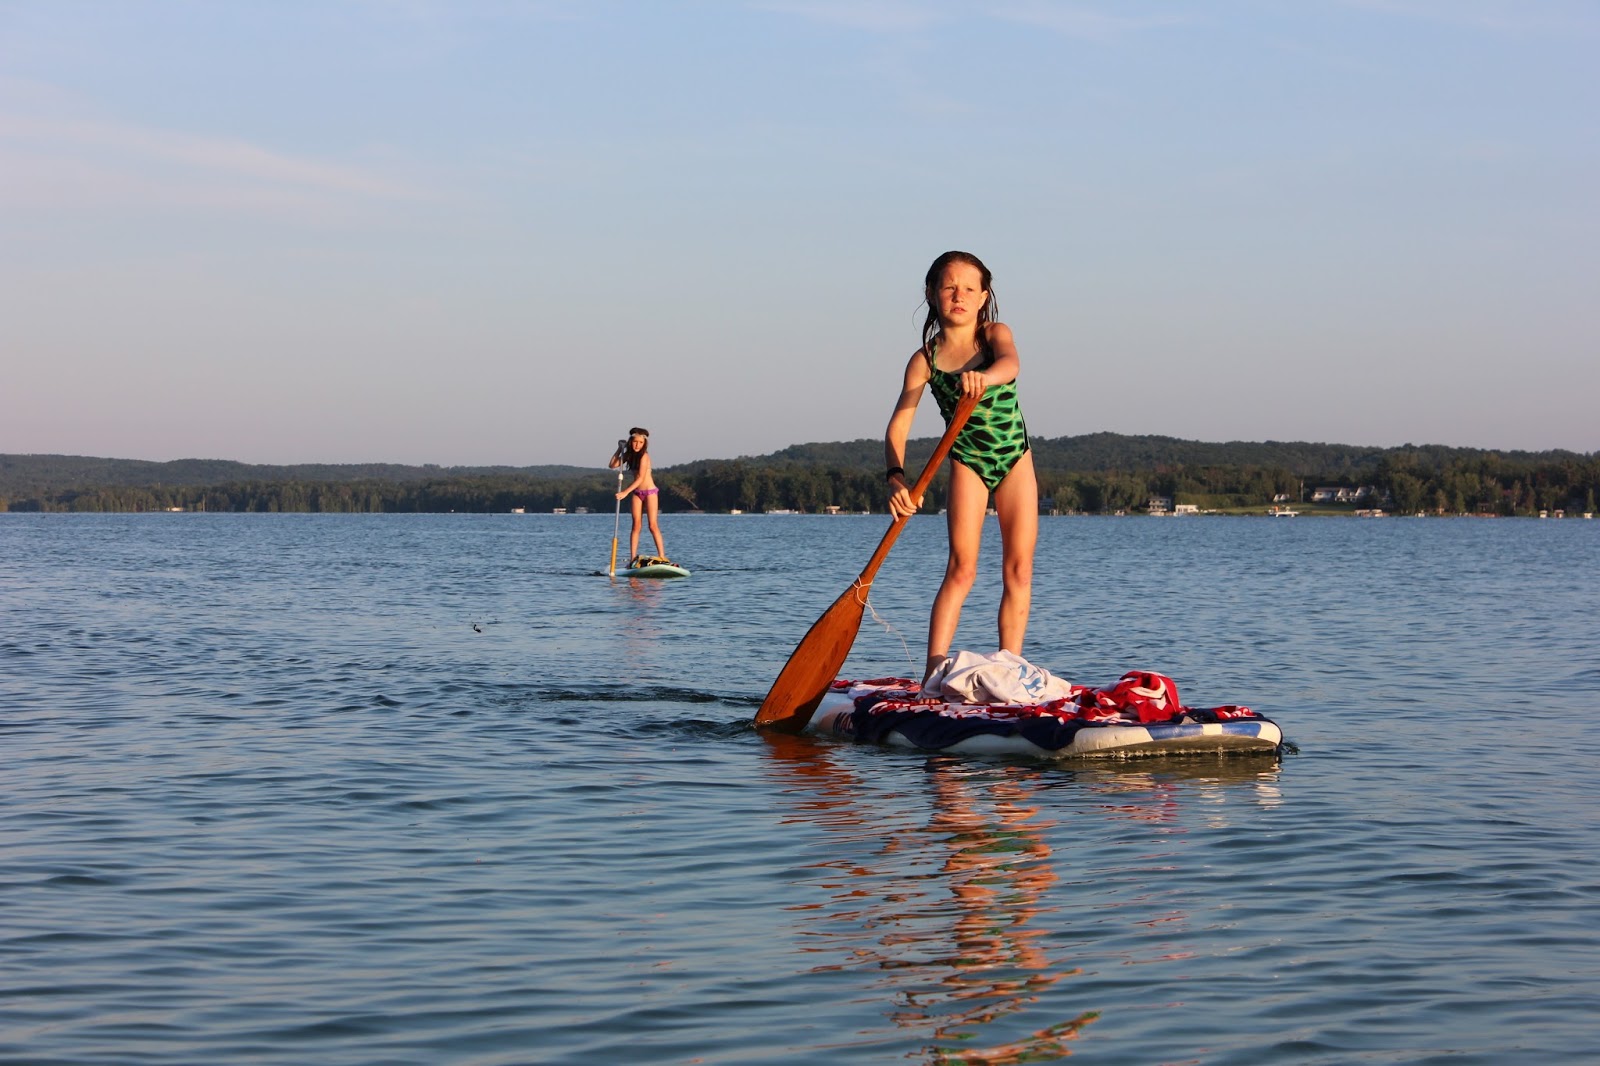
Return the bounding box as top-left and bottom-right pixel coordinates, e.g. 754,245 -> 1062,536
3,512 -> 1598,1065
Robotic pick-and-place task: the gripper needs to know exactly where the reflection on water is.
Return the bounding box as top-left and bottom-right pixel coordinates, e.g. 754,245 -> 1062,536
613,573 -> 668,605
1051,760 -> 1286,827
762,736 -> 1288,1062
763,734 -> 1098,1062
611,575 -> 667,680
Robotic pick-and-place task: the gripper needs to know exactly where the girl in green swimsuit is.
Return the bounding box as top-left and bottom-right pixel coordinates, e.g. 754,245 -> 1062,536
885,251 -> 1039,689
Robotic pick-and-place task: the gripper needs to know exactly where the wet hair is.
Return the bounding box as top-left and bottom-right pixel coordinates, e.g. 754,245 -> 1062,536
921,250 -> 997,360
623,427 -> 649,470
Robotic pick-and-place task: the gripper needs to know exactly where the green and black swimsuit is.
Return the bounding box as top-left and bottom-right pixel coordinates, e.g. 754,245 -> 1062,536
926,341 -> 1030,491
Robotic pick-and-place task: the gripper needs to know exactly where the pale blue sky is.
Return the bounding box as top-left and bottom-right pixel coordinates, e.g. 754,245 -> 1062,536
3,0 -> 1595,466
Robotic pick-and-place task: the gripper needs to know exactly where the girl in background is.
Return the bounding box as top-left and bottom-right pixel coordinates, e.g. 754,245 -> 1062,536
610,427 -> 668,566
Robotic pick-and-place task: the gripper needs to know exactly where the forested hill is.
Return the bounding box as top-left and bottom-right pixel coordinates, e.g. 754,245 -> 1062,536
681,433 -> 1589,477
6,435 -> 1592,495
4,434 -> 1594,516
0,454 -> 597,497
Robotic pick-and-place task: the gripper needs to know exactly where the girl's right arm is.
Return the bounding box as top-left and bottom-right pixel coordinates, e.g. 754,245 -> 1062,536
884,349 -> 931,518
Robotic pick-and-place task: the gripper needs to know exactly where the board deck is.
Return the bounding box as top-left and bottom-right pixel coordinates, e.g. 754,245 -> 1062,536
615,563 -> 690,578
806,679 -> 1282,760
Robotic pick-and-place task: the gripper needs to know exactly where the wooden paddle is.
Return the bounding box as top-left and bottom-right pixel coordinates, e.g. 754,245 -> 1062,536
753,391 -> 980,732
608,459 -> 624,576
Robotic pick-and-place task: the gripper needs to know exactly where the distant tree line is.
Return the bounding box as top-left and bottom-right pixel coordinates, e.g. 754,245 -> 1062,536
3,440 -> 1595,515
0,454 -> 594,496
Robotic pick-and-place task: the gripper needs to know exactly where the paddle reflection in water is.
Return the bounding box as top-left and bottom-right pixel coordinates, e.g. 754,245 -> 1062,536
616,574 -> 668,604
761,734 -> 1098,1063
609,575 -> 668,686
611,577 -> 666,639
761,735 -> 1287,1062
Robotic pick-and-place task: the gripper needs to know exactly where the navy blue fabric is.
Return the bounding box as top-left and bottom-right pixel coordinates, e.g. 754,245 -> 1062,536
851,705 -> 1093,751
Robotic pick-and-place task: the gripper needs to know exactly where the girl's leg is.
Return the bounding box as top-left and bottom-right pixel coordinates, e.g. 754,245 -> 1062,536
990,452 -> 1038,654
924,461 -> 989,683
628,496 -> 643,561
645,494 -> 666,557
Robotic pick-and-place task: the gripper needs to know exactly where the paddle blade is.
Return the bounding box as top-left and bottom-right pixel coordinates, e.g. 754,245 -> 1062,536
609,536 -> 619,576
755,391 -> 978,733
753,583 -> 869,732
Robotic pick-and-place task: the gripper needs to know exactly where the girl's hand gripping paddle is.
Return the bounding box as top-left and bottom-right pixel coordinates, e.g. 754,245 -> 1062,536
754,392 -> 979,732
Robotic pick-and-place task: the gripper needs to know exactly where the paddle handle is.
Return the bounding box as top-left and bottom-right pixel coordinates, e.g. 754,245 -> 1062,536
856,391 -> 979,586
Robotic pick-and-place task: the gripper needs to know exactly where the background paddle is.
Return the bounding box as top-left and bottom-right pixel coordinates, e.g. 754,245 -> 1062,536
608,453 -> 624,576
753,391 -> 980,732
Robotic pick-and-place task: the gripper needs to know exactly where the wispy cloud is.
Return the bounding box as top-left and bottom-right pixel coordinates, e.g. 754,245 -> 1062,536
1,112 -> 416,196
345,0 -> 587,25
752,0 -> 950,33
0,103 -> 423,217
1336,0 -> 1600,34
992,1 -> 1194,40
755,0 -> 1191,37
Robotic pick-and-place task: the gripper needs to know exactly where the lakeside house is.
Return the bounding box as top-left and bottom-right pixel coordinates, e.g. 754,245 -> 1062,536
1311,486 -> 1379,504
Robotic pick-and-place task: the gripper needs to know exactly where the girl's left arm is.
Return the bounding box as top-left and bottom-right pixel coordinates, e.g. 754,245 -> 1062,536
961,322 -> 1019,397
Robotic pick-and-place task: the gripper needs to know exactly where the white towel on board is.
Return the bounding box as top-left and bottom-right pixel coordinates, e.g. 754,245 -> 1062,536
920,650 -> 1076,705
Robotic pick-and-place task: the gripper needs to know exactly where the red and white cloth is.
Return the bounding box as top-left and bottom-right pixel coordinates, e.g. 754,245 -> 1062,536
826,658 -> 1262,751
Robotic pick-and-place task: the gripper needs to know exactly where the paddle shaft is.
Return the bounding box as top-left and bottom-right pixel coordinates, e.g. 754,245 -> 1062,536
609,463 -> 624,576
847,390 -> 980,591
754,391 -> 980,731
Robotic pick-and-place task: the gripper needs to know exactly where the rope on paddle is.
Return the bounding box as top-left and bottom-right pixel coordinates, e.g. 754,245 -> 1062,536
853,578 -> 917,669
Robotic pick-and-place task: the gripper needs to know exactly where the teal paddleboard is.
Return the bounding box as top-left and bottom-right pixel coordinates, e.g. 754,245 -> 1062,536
614,557 -> 690,578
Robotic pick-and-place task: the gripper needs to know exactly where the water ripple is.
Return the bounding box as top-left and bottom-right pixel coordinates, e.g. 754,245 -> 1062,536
2,514 -> 1597,1064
